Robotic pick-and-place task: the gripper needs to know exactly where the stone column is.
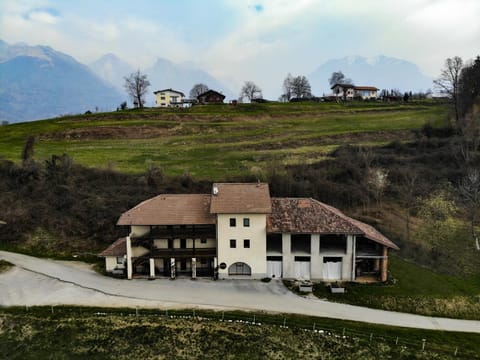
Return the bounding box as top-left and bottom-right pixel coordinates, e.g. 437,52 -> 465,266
380,246 -> 388,282
126,235 -> 132,280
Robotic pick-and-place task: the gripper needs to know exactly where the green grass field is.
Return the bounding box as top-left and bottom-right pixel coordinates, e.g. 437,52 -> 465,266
0,101 -> 447,178
312,256 -> 480,319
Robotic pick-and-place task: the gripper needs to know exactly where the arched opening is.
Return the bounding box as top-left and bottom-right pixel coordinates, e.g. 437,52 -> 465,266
228,262 -> 251,276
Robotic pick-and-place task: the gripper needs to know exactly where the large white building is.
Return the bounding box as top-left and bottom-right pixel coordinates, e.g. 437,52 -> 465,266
100,183 -> 399,282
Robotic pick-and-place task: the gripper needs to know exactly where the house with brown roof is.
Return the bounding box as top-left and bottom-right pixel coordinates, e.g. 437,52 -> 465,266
197,90 -> 225,104
100,183 -> 398,282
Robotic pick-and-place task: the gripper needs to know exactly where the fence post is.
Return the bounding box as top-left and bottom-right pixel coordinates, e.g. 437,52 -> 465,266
51,305 -> 54,314
283,317 -> 286,327
313,322 -> 316,331
421,339 -> 426,351
454,347 -> 458,356
166,309 -> 168,317
395,337 -> 399,345
135,307 -> 139,317
342,328 -> 345,337
369,333 -> 373,342
253,314 -> 256,324
222,311 -> 224,321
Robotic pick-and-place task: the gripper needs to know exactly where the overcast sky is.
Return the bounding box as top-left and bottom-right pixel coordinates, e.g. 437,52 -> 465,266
1,0 -> 479,96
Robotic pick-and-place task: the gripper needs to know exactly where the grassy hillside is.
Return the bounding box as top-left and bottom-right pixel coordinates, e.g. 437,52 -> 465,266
0,101 -> 446,178
1,307 -> 479,359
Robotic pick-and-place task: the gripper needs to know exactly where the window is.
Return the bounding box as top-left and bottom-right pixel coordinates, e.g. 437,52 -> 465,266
244,239 -> 250,248
116,256 -> 124,264
243,218 -> 250,227
200,238 -> 207,244
230,239 -> 236,248
229,218 -> 236,227
160,96 -> 166,100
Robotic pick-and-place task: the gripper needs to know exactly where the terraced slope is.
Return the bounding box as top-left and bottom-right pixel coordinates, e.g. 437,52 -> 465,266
0,101 -> 446,178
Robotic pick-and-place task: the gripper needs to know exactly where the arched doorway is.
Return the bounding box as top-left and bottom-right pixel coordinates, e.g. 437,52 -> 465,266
228,262 -> 251,276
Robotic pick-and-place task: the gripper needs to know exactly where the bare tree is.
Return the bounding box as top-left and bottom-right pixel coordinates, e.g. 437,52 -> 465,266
280,73 -> 294,101
457,168 -> 480,249
240,81 -> 262,102
189,83 -> 209,99
329,71 -> 353,86
399,170 -> 419,242
291,75 -> 312,99
124,70 -> 150,108
434,56 -> 463,125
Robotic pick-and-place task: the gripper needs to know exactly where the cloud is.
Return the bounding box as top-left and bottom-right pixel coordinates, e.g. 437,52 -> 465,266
25,8 -> 60,24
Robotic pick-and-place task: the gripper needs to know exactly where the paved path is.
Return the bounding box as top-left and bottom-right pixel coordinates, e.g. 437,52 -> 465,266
1,251 -> 479,333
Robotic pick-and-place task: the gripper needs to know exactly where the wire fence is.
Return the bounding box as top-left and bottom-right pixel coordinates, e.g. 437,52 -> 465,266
12,305 -> 479,359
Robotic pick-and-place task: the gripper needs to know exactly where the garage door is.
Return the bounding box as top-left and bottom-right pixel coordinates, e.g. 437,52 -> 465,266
294,261 -> 310,280
267,261 -> 282,278
323,259 -> 342,280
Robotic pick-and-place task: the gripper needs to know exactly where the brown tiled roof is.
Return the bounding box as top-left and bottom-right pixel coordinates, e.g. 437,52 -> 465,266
330,83 -> 355,89
117,194 -> 215,225
210,183 -> 271,214
318,202 -> 398,249
99,237 -> 126,257
354,86 -> 379,91
348,218 -> 400,250
268,198 -> 399,249
268,198 -> 361,234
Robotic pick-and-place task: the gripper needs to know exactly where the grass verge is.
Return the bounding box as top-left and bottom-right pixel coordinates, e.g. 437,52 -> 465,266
0,259 -> 13,273
310,256 -> 480,320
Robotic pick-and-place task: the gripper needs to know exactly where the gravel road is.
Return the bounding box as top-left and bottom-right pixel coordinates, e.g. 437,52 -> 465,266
1,251 -> 479,333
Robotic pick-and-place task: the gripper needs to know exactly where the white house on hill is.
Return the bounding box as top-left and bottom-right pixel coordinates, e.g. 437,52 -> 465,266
153,88 -> 185,107
100,183 -> 399,282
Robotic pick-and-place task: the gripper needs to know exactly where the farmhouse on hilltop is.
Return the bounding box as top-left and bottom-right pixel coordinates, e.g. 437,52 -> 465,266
100,183 -> 398,282
153,88 -> 185,107
331,84 -> 379,100
197,89 -> 225,104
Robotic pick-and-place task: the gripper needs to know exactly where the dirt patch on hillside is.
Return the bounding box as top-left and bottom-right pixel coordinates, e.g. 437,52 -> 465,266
40,126 -> 172,140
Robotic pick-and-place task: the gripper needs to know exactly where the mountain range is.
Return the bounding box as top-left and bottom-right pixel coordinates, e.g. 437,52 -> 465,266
0,40 -> 123,123
309,55 -> 433,95
0,40 -> 434,123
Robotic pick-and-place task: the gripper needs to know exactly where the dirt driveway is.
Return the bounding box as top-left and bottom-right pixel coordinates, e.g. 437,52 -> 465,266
1,251 -> 479,333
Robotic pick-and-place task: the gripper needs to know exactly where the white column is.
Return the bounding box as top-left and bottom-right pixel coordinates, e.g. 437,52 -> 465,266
351,236 -> 356,281
170,257 -> 176,279
343,235 -> 354,281
282,233 -> 294,278
126,235 -> 132,280
310,234 -> 322,279
149,258 -> 155,278
191,257 -> 197,279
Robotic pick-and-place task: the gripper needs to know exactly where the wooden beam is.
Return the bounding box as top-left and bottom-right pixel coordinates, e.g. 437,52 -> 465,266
380,246 -> 388,282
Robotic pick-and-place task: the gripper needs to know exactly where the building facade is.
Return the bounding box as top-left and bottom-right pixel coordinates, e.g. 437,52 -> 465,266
331,84 -> 378,100
153,88 -> 185,107
100,183 -> 399,282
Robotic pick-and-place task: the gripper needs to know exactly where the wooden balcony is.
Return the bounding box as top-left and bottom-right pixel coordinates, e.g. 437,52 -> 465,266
136,247 -> 216,259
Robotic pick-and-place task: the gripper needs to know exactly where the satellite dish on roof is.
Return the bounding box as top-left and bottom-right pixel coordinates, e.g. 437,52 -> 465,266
213,186 -> 219,195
